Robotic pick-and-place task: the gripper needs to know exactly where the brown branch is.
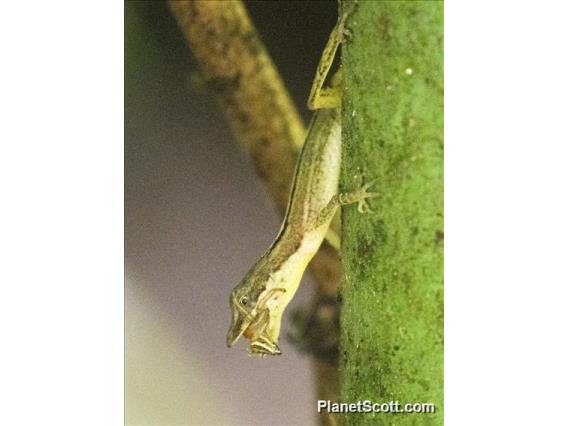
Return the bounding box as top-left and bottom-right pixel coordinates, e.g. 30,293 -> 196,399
170,0 -> 302,211
169,1 -> 340,423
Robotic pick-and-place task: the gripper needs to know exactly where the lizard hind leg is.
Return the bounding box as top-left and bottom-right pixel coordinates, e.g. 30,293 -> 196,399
307,4 -> 354,110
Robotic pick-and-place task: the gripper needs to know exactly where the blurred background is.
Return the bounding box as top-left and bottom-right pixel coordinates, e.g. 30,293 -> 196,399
125,1 -> 337,424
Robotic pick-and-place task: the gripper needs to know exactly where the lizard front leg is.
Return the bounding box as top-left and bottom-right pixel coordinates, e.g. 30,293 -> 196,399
314,179 -> 379,230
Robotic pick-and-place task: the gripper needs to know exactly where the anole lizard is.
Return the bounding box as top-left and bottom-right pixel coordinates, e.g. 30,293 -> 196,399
226,4 -> 376,357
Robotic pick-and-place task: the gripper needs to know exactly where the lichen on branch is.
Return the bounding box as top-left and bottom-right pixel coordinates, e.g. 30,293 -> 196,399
340,1 -> 444,425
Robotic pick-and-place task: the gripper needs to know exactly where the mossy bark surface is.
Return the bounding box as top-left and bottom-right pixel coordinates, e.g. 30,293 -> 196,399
340,1 -> 443,425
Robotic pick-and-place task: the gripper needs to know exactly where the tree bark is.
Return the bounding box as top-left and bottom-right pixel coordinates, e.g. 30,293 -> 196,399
340,1 -> 444,425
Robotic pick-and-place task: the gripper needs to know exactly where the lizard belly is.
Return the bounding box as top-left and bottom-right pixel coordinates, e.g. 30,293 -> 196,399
267,228 -> 328,316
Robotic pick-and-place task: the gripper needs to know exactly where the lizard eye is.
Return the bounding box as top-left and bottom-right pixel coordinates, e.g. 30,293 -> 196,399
240,296 -> 249,306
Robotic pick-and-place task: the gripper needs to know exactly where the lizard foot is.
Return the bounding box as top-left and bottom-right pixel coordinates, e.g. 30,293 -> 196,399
339,178 -> 379,213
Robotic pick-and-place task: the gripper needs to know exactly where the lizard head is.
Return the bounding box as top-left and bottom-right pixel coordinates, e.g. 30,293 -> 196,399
226,273 -> 287,356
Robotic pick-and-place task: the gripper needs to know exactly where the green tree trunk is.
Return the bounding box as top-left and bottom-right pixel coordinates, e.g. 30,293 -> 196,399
340,1 -> 443,425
